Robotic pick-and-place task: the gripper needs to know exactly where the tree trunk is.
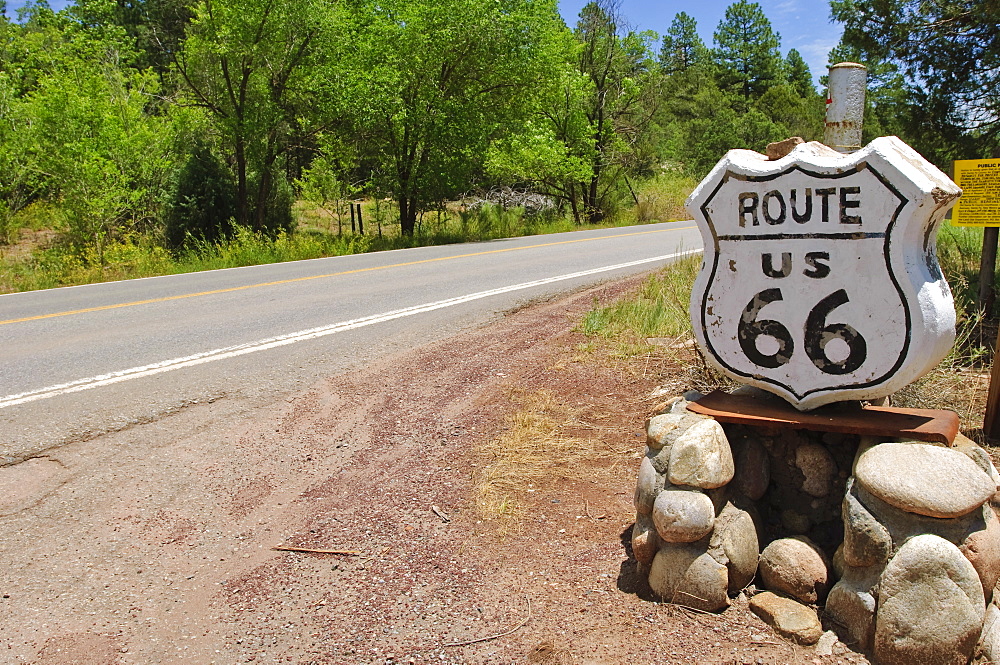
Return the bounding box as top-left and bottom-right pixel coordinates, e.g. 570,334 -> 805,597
235,137 -> 249,227
399,196 -> 417,236
253,167 -> 273,232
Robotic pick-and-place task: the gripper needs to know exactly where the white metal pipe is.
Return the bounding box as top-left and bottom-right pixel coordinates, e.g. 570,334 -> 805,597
825,62 -> 867,153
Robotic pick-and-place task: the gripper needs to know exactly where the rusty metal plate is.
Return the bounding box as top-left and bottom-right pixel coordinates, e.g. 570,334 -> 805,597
687,390 -> 960,445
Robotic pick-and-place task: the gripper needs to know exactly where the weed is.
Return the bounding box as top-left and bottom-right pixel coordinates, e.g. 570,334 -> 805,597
473,389 -> 618,527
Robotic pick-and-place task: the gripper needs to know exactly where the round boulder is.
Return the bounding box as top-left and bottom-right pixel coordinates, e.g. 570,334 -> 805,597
651,487 -> 715,543
875,533 -> 985,665
795,441 -> 836,498
855,442 -> 995,518
631,514 -> 661,567
634,456 -> 665,516
759,537 -> 830,604
649,542 -> 729,612
667,419 -> 734,489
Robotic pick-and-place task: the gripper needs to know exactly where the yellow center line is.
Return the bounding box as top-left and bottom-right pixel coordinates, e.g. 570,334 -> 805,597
0,226 -> 696,327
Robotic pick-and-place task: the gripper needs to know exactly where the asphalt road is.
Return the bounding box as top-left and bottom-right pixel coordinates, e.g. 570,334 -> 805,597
0,221 -> 701,462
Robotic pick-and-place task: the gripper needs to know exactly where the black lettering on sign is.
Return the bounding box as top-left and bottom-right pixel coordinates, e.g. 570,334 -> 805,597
737,187 -> 862,227
738,287 -> 868,375
763,191 -> 786,225
804,289 -> 867,374
791,188 -> 812,223
803,251 -> 831,278
762,252 -> 792,278
815,188 -> 836,223
738,288 -> 794,369
840,186 -> 862,224
739,193 -> 759,227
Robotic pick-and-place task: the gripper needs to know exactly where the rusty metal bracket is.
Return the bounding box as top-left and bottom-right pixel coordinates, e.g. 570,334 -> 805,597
687,390 -> 960,445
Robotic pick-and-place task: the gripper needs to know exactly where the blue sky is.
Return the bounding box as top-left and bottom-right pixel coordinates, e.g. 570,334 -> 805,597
12,0 -> 842,85
557,0 -> 843,84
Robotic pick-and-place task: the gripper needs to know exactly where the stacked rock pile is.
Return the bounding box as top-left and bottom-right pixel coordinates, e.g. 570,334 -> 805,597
633,392 -> 1000,664
830,438 -> 1000,664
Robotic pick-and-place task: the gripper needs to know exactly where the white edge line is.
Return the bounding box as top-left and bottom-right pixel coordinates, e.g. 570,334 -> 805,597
0,250 -> 699,409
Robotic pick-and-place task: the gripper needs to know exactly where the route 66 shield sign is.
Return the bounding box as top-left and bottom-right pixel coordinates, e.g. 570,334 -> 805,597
688,137 -> 961,410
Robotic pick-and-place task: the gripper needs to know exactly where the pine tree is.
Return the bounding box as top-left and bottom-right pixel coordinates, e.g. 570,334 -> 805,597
713,1 -> 783,104
659,12 -> 706,75
785,48 -> 814,97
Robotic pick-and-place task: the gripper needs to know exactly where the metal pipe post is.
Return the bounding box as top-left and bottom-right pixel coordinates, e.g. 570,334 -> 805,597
825,62 -> 867,153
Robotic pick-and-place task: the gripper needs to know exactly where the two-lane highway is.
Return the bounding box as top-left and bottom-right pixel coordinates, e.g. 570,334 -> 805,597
0,221 -> 700,462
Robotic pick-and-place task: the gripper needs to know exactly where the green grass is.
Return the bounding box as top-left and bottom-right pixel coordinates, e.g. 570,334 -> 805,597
580,253 -> 701,342
0,190 -> 679,294
628,170 -> 698,225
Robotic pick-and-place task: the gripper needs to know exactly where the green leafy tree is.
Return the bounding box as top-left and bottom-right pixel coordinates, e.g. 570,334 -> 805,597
25,63 -> 174,261
174,0 -> 339,233
573,0 -> 662,222
346,0 -> 565,236
659,12 -> 707,75
713,1 -> 783,105
165,138 -> 236,250
831,0 -> 1000,152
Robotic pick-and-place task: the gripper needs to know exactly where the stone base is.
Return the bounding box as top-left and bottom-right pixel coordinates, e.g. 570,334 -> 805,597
634,392 -> 1000,665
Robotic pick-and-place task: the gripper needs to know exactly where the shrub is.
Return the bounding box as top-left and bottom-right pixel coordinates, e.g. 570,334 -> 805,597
164,140 -> 237,251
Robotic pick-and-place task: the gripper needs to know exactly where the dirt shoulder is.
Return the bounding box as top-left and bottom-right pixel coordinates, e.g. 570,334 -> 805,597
0,275 -> 869,665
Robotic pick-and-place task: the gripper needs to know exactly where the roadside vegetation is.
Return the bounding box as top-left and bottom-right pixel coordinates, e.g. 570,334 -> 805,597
6,0 -> 993,295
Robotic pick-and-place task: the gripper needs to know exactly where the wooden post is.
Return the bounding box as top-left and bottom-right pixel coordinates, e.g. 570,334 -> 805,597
980,149 -> 1000,435
357,203 -> 364,235
980,227 -> 998,317
984,325 -> 1000,438
350,202 -> 356,233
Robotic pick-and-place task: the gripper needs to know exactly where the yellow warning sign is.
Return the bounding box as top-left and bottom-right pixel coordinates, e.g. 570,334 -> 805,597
952,159 -> 1000,227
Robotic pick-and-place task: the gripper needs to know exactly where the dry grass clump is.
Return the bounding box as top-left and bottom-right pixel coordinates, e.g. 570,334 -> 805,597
473,389 -> 619,523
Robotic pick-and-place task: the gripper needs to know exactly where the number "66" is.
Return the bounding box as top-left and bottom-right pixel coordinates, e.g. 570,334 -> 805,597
738,288 -> 867,375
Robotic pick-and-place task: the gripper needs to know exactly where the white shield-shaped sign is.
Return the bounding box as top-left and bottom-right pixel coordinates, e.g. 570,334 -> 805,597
688,137 -> 960,410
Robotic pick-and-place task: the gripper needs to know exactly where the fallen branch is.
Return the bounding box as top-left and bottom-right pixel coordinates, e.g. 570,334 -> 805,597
272,546 -> 361,555
443,596 -> 532,647
431,505 -> 451,523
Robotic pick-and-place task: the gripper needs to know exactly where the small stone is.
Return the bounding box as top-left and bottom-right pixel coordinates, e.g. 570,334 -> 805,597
766,136 -> 805,160
645,445 -> 671,475
825,567 -> 878,652
759,537 -> 830,604
646,413 -> 686,450
651,487 -> 715,543
668,419 -> 734,489
631,514 -> 661,567
855,442 -> 995,518
842,480 -> 892,567
648,543 -> 729,612
779,509 -> 810,535
710,502 -> 759,594
961,505 -> 1000,603
749,591 -> 823,645
875,534 -> 985,665
634,457 -> 665,516
832,543 -> 846,580
733,438 -> 770,501
795,442 -> 836,498
980,603 -> 1000,665
814,630 -> 838,656
825,578 -> 875,650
